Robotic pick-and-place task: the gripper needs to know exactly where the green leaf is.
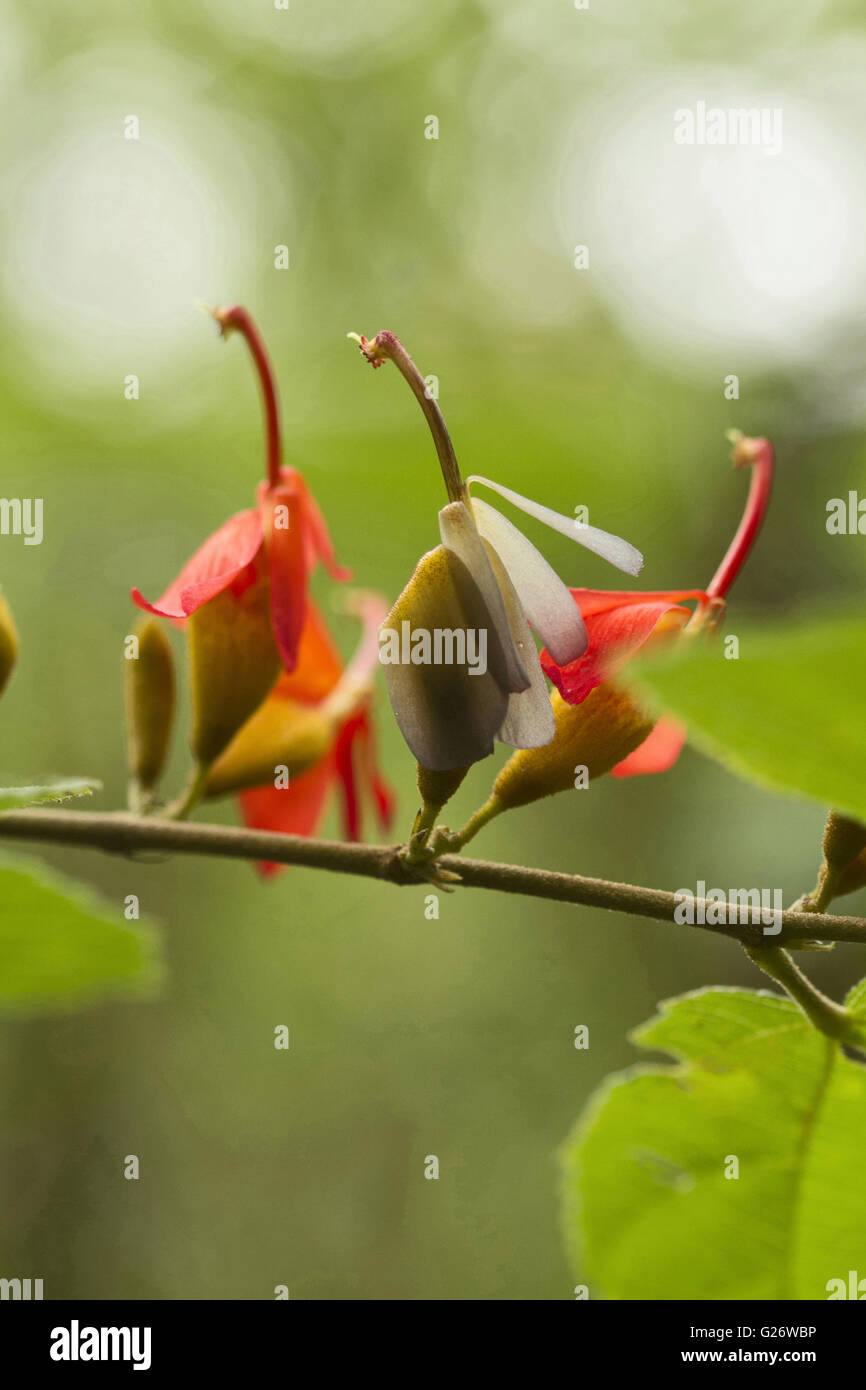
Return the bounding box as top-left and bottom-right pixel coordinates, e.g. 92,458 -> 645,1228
626,609 -> 866,822
0,856 -> 162,1014
0,778 -> 101,810
562,986 -> 866,1300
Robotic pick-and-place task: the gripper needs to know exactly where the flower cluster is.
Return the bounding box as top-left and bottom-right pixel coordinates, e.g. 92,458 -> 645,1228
125,307 -> 393,869
123,312 -> 777,880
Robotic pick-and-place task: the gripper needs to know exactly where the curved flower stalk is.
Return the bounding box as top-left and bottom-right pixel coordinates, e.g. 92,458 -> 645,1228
446,432 -> 774,847
130,306 -> 349,807
351,330 -> 644,775
204,592 -> 395,875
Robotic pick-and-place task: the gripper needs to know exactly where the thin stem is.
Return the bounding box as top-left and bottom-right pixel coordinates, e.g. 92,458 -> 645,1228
401,803 -> 440,867
794,864 -> 840,915
706,434 -> 774,600
448,796 -> 503,850
745,945 -> 862,1044
2,808 -> 866,948
413,763 -> 470,853
166,763 -> 211,821
350,331 -> 464,503
127,780 -> 155,817
410,799 -> 440,845
212,305 -> 282,489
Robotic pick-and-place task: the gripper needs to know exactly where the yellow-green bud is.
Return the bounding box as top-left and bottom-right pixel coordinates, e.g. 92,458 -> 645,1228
125,618 -> 175,793
492,685 -> 654,811
205,696 -> 332,799
187,580 -> 281,767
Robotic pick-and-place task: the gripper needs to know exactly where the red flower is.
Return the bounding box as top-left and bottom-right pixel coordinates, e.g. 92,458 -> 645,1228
540,433 -> 775,779
539,587 -> 702,777
211,593 -> 395,875
132,306 -> 349,675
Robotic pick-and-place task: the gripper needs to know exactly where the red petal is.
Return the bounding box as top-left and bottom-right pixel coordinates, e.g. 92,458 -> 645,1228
610,716 -> 687,778
258,480 -> 307,673
569,588 -> 708,618
334,715 -> 363,841
131,509 -> 263,619
271,600 -> 344,705
367,746 -> 396,834
542,594 -> 698,706
297,474 -> 352,583
238,755 -> 335,877
354,707 -> 395,833
331,709 -> 397,841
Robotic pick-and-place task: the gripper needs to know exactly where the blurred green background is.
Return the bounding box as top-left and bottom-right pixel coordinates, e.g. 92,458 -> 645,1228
1,0 -> 865,1299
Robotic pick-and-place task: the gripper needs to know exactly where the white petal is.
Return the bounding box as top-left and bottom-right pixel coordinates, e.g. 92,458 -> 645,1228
438,501 -> 529,694
484,549 -> 556,750
467,475 -> 643,577
470,498 -> 587,665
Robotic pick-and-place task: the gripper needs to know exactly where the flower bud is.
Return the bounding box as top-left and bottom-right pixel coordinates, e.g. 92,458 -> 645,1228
379,544 -> 515,771
204,696 -> 332,799
0,591 -> 18,698
187,576 -> 282,766
491,685 -> 654,811
820,812 -> 866,901
125,618 -> 175,794
836,852 -> 866,899
822,811 -> 866,872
